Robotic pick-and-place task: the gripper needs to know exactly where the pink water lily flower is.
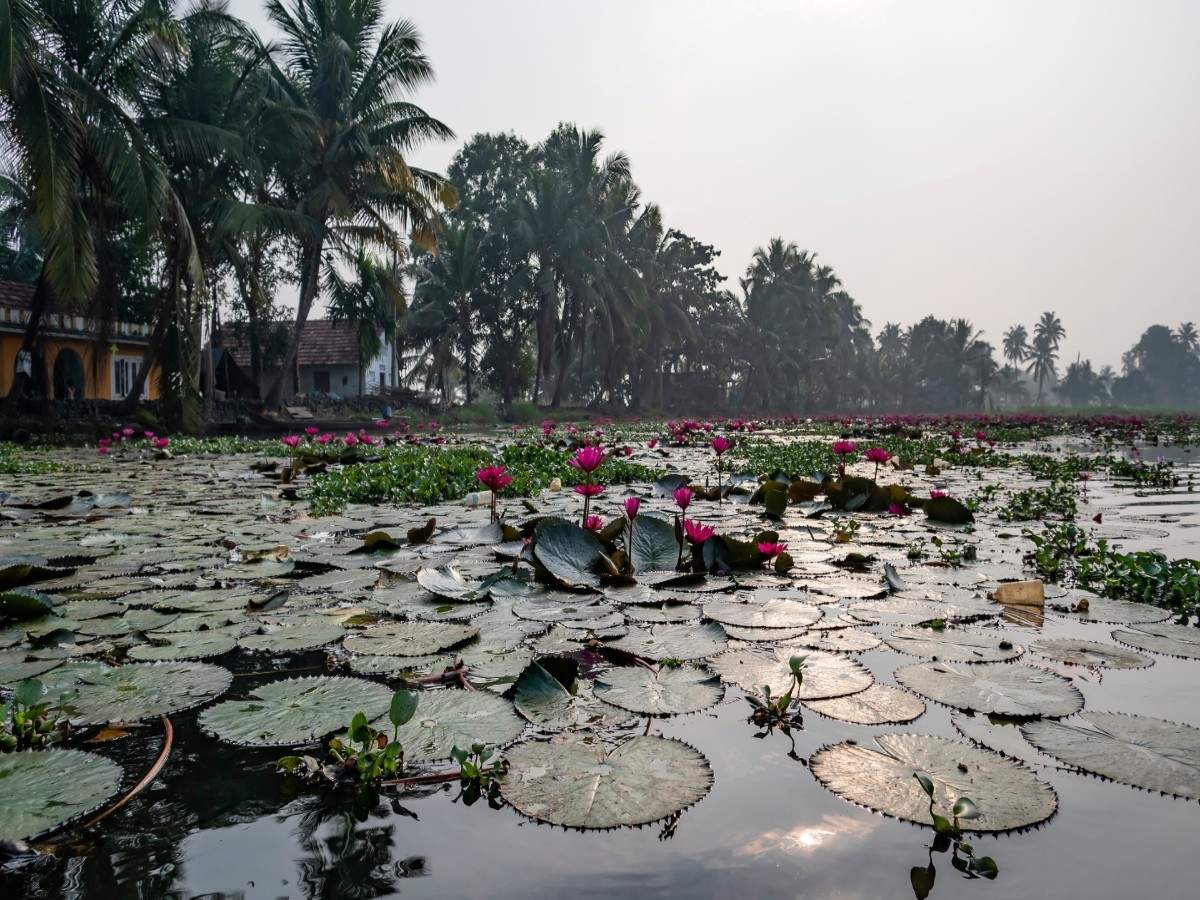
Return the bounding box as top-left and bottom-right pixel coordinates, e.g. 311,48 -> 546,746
476,465 -> 513,492
831,440 -> 857,456
343,433 -> 359,446
358,433 -> 376,446
864,447 -> 890,464
97,446 -> 108,456
711,436 -> 731,456
929,490 -> 949,499
673,486 -> 693,512
304,426 -> 319,436
282,435 -> 302,449
151,437 -> 170,450
623,497 -> 641,519
121,427 -> 135,438
573,483 -> 605,498
583,515 -> 603,532
568,445 -> 607,474
683,519 -> 715,544
316,433 -> 333,445
887,502 -> 909,517
756,541 -> 788,559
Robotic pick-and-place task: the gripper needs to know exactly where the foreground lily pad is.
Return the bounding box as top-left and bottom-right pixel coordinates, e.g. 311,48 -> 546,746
1030,638 -> 1152,669
709,648 -> 873,700
884,627 -> 1023,663
239,621 -> 345,654
533,522 -> 605,588
1021,712 -> 1200,799
342,621 -> 478,657
0,749 -> 123,841
810,733 -> 1057,831
387,689 -> 525,762
629,515 -> 680,573
895,662 -> 1083,718
513,659 -> 633,730
593,665 -> 724,716
502,734 -> 712,829
1054,596 -> 1170,625
803,684 -> 925,725
199,676 -> 394,747
128,631 -> 238,661
702,597 -> 821,630
1111,623 -> 1200,660
794,628 -> 882,654
849,597 -> 997,626
609,622 -> 729,661
60,661 -> 233,725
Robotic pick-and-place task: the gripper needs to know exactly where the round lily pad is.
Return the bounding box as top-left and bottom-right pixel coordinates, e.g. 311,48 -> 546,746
1030,638 -> 1152,669
608,622 -> 728,661
348,653 -> 454,676
127,631 -> 238,661
388,689 -> 525,762
593,666 -> 724,716
709,648 -> 873,700
720,624 -> 811,642
1111,623 -> 1200,660
511,594 -> 616,625
1053,596 -> 1170,625
623,603 -> 700,624
342,621 -> 479,657
0,749 -> 123,841
239,621 -> 345,653
803,684 -> 925,725
199,676 -> 394,747
513,660 -> 633,730
1021,712 -> 1200,799
884,627 -> 1023,663
702,598 -> 821,630
502,735 -> 712,829
793,628 -> 882,654
59,661 -> 233,725
810,733 -> 1057,832
849,597 -> 997,626
895,662 -> 1083,718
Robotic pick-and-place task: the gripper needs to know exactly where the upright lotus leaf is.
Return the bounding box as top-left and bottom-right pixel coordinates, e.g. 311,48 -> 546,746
533,522 -> 605,588
652,474 -> 690,498
385,690 -> 524,763
884,627 -> 1024,663
609,622 -> 729,661
416,565 -> 491,601
895,662 -> 1083,718
343,621 -> 478,657
1021,712 -> 1200,800
629,515 -> 679,573
0,588 -> 54,621
199,676 -> 394,747
810,734 -> 1057,831
0,749 -> 123,841
128,631 -> 238,661
61,661 -> 233,725
513,658 -> 633,730
702,597 -> 821,630
239,621 -> 346,653
711,647 -> 873,700
1030,638 -> 1152,669
700,537 -> 733,574
803,684 -> 926,725
1112,623 -> 1200,660
407,517 -> 436,544
762,485 -> 788,520
593,665 -> 724,716
924,497 -> 974,524
502,734 -> 712,829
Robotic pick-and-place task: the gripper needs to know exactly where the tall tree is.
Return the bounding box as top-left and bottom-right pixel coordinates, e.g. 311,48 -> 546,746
1002,324 -> 1029,367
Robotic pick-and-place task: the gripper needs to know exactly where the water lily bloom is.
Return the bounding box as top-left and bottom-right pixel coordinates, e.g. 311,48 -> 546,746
832,440 -> 858,456
316,433 -> 334,445
152,437 -> 170,450
121,427 -> 135,438
358,433 -> 376,446
344,433 -> 359,446
865,447 -> 890,464
673,486 -> 693,512
887,502 -> 909,517
683,519 -> 715,544
711,436 -> 731,456
975,430 -> 988,442
568,446 -> 607,474
97,446 -> 108,456
621,445 -> 633,457
282,435 -> 302,449
573,483 -> 605,498
930,490 -> 949,499
304,426 -> 319,436
647,438 -> 658,449
144,430 -> 156,440
757,541 -> 788,559
623,497 -> 641,519
476,465 -> 513,492
584,515 -> 603,532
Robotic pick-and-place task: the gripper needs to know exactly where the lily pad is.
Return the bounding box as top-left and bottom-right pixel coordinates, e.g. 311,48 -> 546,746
387,689 -> 525,762
533,521 -> 605,588
128,631 -> 238,661
810,733 -> 1057,831
884,627 -> 1024,663
629,515 -> 680,573
849,597 -> 997,626
593,665 -> 724,716
343,621 -> 478,657
415,565 -> 496,602
1021,712 -> 1200,799
793,628 -> 882,654
702,597 -> 821,630
502,734 -> 712,829
239,620 -> 345,653
709,648 -> 873,699
513,659 -> 633,730
59,661 -> 233,725
0,749 -> 123,841
1111,623 -> 1200,660
895,662 -> 1083,718
199,676 -> 394,747
1030,638 -> 1152,669
1053,596 -> 1170,625
803,684 -> 925,724
609,622 -> 729,661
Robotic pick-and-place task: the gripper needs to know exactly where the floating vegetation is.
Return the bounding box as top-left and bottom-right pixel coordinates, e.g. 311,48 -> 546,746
895,662 -> 1084,718
0,749 -> 123,841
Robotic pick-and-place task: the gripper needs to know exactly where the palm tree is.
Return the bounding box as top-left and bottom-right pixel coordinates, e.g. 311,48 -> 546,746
1002,324 -> 1029,366
326,251 -> 404,396
1176,322 -> 1199,355
1028,311 -> 1065,404
259,0 -> 454,407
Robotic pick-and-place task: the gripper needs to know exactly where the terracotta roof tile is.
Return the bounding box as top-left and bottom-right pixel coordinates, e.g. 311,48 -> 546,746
0,279 -> 36,308
219,319 -> 362,368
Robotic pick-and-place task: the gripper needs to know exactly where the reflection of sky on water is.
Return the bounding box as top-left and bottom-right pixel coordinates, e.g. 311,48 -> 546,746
737,814 -> 879,857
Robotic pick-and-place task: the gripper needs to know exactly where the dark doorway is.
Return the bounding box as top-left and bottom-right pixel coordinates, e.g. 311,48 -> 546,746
52,348 -> 85,400
313,370 -> 331,394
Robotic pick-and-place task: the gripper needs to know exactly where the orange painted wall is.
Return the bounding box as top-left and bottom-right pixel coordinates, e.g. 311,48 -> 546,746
0,333 -> 161,400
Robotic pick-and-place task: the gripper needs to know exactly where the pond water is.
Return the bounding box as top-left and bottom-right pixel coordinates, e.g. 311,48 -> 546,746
1,435 -> 1198,900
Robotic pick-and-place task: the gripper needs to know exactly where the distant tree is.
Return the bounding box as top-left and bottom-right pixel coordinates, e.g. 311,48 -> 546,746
1058,358 -> 1105,406
1002,324 -> 1029,367
1176,322 -> 1199,355
1027,311 -> 1065,404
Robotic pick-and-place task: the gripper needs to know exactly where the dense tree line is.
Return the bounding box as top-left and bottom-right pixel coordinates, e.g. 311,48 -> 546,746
2,1 -> 1196,428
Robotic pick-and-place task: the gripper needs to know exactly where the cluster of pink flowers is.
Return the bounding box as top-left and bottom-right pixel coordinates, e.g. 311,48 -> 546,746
99,426 -> 169,456
756,541 -> 788,559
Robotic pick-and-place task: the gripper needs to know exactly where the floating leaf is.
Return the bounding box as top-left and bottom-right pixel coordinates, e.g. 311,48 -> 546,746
1030,638 -> 1152,669
0,588 -> 54,621
849,596 -> 997,626
1021,712 -> 1200,799
810,734 -> 1057,831
884,627 -> 1024,663
925,497 -> 974,524
794,628 -> 882,653
593,665 -> 724,716
1111,623 -> 1200,660
0,749 -> 123,841
502,735 -> 712,829
710,648 -> 873,699
609,622 -> 729,661
702,597 -> 821,630
386,690 -> 524,763
895,662 -> 1083,718
343,621 -> 478,657
513,659 -> 632,730
803,684 -> 925,724
239,621 -> 345,653
629,515 -> 679,573
415,565 -> 493,601
533,522 -> 604,588
1053,596 -> 1170,625
127,631 -> 238,661
59,662 -> 233,726
199,676 -> 394,747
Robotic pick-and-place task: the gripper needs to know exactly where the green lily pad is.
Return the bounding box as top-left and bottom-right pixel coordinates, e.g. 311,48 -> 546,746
593,665 -> 724,716
1030,638 -> 1152,669
803,684 -> 925,724
1111,623 -> 1200,660
238,621 -> 345,653
884,627 -> 1023,663
1021,712 -> 1200,799
793,628 -> 882,653
0,749 -> 123,841
513,659 -> 633,730
343,621 -> 478,657
895,662 -> 1083,718
1053,596 -> 1170,625
502,734 -> 712,829
415,565 -> 494,601
532,521 -> 605,588
702,597 -> 821,630
386,689 -> 525,762
609,622 -> 728,661
710,647 -> 874,700
199,675 -> 394,747
810,733 -> 1057,831
925,497 -> 974,524
127,631 -> 238,661
59,661 -> 233,725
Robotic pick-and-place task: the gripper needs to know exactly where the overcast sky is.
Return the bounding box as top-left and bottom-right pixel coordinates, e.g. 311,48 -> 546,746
240,0 -> 1199,369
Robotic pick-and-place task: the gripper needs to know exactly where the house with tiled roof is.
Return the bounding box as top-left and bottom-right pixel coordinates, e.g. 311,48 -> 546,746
0,279 -> 161,400
211,319 -> 396,400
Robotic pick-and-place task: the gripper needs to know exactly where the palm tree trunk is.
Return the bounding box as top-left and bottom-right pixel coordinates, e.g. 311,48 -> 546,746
265,234 -> 324,408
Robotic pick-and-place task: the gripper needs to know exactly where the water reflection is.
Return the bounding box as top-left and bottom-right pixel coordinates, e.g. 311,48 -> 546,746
736,815 -> 878,857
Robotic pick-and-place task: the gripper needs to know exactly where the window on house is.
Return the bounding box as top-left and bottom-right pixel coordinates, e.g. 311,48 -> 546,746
342,375 -> 349,387
379,369 -> 387,388
112,357 -> 145,400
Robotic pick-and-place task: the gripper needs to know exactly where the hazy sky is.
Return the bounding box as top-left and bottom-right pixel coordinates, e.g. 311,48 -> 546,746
240,0 -> 1199,369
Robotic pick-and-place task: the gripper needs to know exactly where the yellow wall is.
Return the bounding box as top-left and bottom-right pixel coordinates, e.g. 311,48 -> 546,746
0,333 -> 160,400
